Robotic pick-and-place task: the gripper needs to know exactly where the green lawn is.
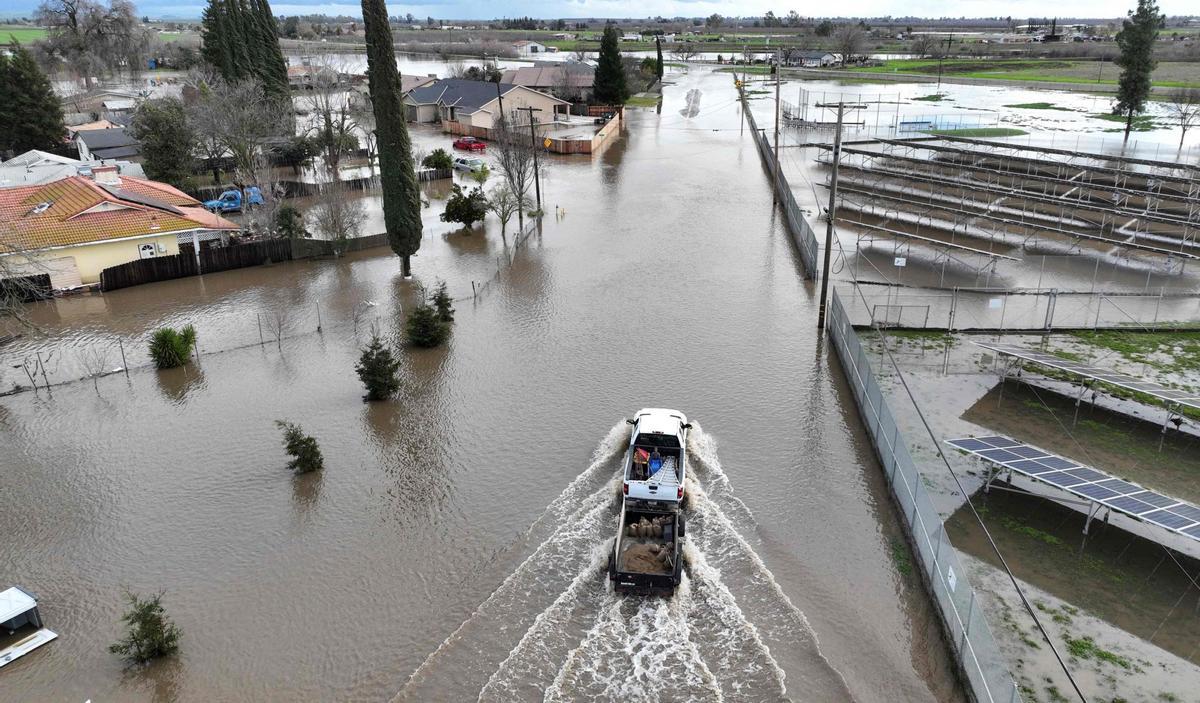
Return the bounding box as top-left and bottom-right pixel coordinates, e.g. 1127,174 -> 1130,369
625,95 -> 660,107
913,94 -> 950,101
925,127 -> 1028,138
847,58 -> 1200,89
1003,102 -> 1076,111
0,26 -> 47,43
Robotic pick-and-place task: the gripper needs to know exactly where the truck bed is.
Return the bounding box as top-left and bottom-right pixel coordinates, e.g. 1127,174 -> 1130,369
613,505 -> 681,578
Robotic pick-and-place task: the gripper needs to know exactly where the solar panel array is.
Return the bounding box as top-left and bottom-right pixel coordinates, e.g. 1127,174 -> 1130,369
946,435 -> 1200,542
975,342 -> 1200,412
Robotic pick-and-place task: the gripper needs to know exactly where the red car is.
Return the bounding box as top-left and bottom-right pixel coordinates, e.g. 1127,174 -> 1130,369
452,137 -> 487,152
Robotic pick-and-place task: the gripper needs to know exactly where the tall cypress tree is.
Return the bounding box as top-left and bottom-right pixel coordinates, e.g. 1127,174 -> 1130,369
655,35 -> 664,80
249,0 -> 289,101
593,23 -> 628,105
361,0 -> 422,276
1114,0 -> 1164,142
0,43 -> 65,155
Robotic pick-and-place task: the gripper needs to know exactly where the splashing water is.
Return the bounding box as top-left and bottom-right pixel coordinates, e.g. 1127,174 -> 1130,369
398,422 -> 854,702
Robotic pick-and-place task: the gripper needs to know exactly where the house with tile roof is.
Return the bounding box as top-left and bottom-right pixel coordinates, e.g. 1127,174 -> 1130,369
500,64 -> 595,101
402,78 -> 567,129
0,168 -> 239,288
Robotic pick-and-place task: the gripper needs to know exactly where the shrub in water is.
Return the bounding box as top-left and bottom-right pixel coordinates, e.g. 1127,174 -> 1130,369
355,334 -> 402,400
405,302 -> 450,348
148,325 -> 196,369
109,590 -> 181,664
422,148 -> 453,170
275,420 -> 324,473
432,280 -> 454,323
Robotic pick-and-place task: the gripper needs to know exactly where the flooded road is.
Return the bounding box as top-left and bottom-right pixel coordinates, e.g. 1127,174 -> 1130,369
1,66 -> 960,701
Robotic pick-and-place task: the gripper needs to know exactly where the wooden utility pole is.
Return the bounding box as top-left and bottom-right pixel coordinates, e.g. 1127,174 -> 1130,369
816,101 -> 866,330
935,34 -> 954,96
773,49 -> 781,203
517,105 -> 543,210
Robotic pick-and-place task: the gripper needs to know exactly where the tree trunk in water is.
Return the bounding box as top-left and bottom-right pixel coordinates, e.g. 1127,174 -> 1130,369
1123,106 -> 1134,143
401,255 -> 411,277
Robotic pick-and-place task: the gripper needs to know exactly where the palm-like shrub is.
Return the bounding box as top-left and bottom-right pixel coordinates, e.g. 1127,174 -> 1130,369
148,325 -> 197,369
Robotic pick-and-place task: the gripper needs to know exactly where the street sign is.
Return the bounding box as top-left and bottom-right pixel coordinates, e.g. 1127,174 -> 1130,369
894,257 -> 907,267
543,137 -> 552,148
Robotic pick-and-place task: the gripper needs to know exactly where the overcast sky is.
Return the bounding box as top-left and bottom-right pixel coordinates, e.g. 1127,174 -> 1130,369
7,0 -> 1197,21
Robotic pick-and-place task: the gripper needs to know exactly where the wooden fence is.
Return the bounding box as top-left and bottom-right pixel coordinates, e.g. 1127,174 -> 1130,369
99,239 -> 295,292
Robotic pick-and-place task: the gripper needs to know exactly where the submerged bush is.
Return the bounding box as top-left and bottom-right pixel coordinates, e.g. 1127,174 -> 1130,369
355,334 -> 402,401
148,325 -> 196,369
405,302 -> 450,348
422,148 -> 453,170
275,420 -> 324,473
432,280 -> 454,323
109,590 -> 181,663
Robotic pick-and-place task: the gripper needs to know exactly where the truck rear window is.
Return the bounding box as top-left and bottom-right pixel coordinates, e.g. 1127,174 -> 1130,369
635,433 -> 680,449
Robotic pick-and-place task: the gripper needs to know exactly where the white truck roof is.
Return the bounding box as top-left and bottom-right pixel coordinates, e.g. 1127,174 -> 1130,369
633,408 -> 687,436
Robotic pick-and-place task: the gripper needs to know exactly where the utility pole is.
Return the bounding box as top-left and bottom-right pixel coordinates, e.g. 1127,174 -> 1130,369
517,105 -> 543,210
816,101 -> 866,330
773,49 -> 781,203
935,34 -> 954,96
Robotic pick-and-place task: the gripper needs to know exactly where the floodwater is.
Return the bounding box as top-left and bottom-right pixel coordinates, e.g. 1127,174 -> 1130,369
1,65 -> 961,701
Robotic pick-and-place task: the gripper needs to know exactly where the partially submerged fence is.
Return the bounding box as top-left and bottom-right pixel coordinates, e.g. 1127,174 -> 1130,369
742,91 -> 819,277
827,287 -> 1022,703
842,284 -> 1200,332
100,239 -> 295,291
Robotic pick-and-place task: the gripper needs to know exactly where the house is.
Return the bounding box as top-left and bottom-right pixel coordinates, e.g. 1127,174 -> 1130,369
403,79 -> 568,130
781,51 -> 839,68
351,74 -> 436,111
621,33 -> 642,42
0,168 -> 239,287
75,128 -> 141,162
0,150 -> 144,189
512,40 -> 547,55
66,119 -> 124,139
500,64 -> 596,101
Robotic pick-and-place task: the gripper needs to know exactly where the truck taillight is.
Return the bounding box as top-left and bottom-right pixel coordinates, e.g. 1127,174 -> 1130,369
677,487 -> 683,499
623,483 -> 629,495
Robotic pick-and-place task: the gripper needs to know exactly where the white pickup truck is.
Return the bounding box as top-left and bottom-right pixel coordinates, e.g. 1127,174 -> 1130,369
622,408 -> 691,510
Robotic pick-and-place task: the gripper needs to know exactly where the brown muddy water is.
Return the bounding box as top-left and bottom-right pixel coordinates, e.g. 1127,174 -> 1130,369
1,66 -> 962,701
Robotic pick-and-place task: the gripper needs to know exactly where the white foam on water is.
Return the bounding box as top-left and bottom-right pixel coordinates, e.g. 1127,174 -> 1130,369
476,543 -> 612,702
687,480 -> 856,700
681,540 -> 790,702
686,423 -> 758,527
396,475 -> 620,701
543,572 -> 724,703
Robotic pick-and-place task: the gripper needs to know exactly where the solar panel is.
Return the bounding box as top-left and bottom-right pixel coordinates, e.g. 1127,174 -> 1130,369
946,433 -> 1200,542
974,342 -> 1200,413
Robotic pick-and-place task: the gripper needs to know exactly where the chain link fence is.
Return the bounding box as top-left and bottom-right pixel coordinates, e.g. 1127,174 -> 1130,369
827,287 -> 1022,703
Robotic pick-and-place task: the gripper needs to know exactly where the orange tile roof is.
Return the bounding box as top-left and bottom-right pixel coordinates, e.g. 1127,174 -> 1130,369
0,176 -> 240,251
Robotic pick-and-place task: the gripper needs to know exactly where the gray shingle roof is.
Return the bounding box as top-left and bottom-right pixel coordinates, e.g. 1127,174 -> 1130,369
76,127 -> 138,150
404,79 -> 517,114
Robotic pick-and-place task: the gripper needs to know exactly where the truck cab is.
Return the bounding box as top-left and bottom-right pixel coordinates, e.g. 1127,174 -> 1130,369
623,408 -> 690,510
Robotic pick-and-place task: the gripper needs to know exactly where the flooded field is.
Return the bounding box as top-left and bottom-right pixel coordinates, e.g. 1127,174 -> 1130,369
0,66 -> 961,701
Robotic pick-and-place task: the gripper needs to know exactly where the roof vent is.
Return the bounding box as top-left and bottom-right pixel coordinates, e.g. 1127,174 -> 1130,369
28,201 -> 52,215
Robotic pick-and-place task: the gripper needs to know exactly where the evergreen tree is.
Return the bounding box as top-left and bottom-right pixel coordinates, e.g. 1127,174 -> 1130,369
109,591 -> 181,664
432,281 -> 454,323
1114,0 -> 1164,142
200,0 -> 286,101
274,420 -> 324,473
0,43 -> 65,156
361,0 -> 423,276
355,334 -> 402,400
593,23 -> 629,105
249,0 -> 289,101
440,184 -> 489,228
405,302 -> 449,348
129,98 -> 196,189
655,35 -> 664,80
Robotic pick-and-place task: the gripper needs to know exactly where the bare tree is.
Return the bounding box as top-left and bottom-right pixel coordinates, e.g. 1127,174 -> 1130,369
35,0 -> 151,86
311,184 -> 367,256
672,43 -> 700,62
487,182 -> 527,238
77,344 -> 110,394
349,90 -> 378,172
572,48 -> 589,62
490,114 -> 539,227
186,73 -> 282,190
303,57 -> 360,179
262,306 -> 294,351
0,221 -> 50,327
833,25 -> 866,66
910,34 -> 940,59
1165,87 -> 1200,149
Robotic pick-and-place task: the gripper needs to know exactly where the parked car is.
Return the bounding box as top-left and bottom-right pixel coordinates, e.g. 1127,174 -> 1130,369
203,187 -> 264,214
453,157 -> 487,173
452,136 -> 487,152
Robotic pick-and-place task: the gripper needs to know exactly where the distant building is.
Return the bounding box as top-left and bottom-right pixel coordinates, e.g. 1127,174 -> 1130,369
0,150 -> 144,189
0,169 -> 239,287
500,64 -> 596,102
621,33 -> 642,42
75,127 -> 140,162
402,78 -> 567,129
781,51 -> 839,68
512,40 -> 547,55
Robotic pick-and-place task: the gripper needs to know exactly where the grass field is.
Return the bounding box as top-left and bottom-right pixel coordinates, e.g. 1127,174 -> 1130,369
925,127 -> 1028,138
848,58 -> 1200,89
625,95 -> 661,107
0,26 -> 48,43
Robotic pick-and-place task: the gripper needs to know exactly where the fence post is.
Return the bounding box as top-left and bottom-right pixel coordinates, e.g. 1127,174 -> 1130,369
118,339 -> 129,376
316,301 -> 323,332
257,314 -> 265,346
